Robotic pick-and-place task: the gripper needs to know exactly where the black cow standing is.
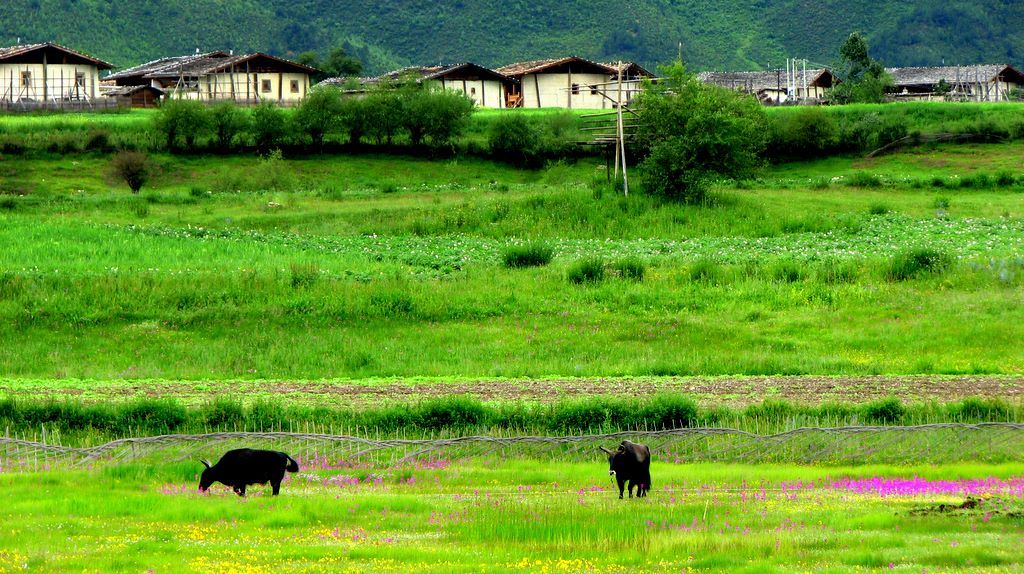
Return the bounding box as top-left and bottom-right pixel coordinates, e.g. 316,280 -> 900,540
198,448 -> 300,496
599,440 -> 651,499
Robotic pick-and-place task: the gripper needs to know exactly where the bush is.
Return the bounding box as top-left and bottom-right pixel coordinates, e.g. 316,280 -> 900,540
863,397 -> 906,424
155,98 -> 210,151
501,243 -> 554,268
405,88 -> 475,148
202,398 -> 245,429
210,101 -> 250,150
118,399 -> 187,433
885,247 -> 952,281
768,107 -> 838,161
416,396 -> 487,430
948,397 -> 1011,422
567,257 -> 605,284
109,151 -> 150,193
488,113 -> 539,167
635,63 -> 766,203
636,394 -> 697,429
689,258 -> 722,283
293,86 -> 343,148
250,101 -> 289,150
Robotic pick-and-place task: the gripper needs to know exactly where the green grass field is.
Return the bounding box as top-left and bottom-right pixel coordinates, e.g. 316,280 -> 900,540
2,460 -> 1023,573
2,140 -> 1024,379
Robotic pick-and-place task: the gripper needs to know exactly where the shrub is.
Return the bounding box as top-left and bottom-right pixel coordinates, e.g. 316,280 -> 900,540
202,398 -> 246,429
635,62 -> 767,203
567,257 -> 605,284
868,202 -> 891,215
250,101 -> 290,150
416,396 -> 487,430
863,397 -> 906,424
885,247 -> 952,281
210,101 -> 250,150
613,256 -> 646,281
948,397 -> 1011,422
118,399 -> 187,433
844,172 -> 883,188
636,394 -> 697,429
488,112 -> 539,167
110,151 -> 150,193
405,88 -> 476,148
768,107 -> 838,160
995,171 -> 1016,187
155,98 -> 210,150
770,259 -> 804,283
502,243 -> 554,268
744,399 -> 796,422
293,86 -> 343,148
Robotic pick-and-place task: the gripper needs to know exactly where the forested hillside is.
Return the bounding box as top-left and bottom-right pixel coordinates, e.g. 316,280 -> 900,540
1,0 -> 1021,74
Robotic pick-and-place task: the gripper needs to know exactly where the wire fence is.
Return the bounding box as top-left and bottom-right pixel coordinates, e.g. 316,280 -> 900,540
2,423 -> 1023,473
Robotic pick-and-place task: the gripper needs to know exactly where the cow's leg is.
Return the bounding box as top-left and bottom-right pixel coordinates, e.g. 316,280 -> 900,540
627,481 -> 635,498
271,479 -> 281,495
235,485 -> 246,497
616,478 -> 625,499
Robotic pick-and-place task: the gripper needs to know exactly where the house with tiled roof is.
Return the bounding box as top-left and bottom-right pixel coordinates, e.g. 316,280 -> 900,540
697,68 -> 835,104
321,62 -> 517,108
0,42 -> 114,107
496,56 -> 651,109
105,51 -> 319,105
885,64 -> 1024,101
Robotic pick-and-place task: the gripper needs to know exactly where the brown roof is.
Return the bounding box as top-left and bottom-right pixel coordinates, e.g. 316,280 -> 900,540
319,62 -> 514,90
885,65 -> 1024,87
105,51 -> 317,81
0,42 -> 114,69
496,56 -> 616,77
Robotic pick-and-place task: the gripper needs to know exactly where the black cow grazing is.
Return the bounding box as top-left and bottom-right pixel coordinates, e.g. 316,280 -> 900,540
198,448 -> 300,496
599,440 -> 651,499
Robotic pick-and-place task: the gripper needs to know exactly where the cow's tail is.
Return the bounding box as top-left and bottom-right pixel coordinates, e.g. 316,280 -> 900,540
285,455 -> 299,473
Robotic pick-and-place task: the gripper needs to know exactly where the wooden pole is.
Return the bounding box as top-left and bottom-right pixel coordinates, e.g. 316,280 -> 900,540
617,61 -> 629,196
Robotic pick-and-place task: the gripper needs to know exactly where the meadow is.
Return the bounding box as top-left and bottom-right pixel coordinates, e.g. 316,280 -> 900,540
2,459 -> 1024,573
2,105 -> 1024,573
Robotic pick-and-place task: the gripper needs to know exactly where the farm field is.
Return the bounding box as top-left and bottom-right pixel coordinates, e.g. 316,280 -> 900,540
3,106 -> 1024,573
2,459 -> 1024,573
2,141 -> 1024,378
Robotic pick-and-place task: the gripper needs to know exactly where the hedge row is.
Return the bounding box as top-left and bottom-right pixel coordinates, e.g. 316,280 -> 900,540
0,394 -> 1018,438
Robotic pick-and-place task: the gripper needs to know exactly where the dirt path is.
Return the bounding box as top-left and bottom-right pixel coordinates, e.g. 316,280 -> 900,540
6,375 -> 1024,406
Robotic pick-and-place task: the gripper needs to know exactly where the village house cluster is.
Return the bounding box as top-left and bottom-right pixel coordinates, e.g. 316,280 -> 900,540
2,42 -> 1022,111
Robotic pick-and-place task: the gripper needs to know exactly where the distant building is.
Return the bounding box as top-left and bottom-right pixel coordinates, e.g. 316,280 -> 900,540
496,56 -> 652,109
886,64 -> 1024,101
697,68 -> 835,104
0,42 -> 114,109
104,51 -> 319,105
320,63 -> 517,108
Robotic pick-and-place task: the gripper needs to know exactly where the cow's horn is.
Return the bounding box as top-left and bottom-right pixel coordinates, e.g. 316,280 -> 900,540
599,446 -> 612,454
201,459 -> 212,469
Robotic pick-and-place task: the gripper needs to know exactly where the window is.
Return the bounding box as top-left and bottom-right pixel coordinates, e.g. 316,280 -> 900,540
261,79 -> 272,93
75,72 -> 86,88
571,83 -> 580,95
20,71 -> 31,87
290,79 -> 299,93
590,85 -> 598,95
470,87 -> 477,96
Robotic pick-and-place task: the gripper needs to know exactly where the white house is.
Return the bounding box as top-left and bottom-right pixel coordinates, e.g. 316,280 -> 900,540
0,43 -> 114,107
105,51 -> 319,105
321,63 -> 516,108
496,56 -> 648,109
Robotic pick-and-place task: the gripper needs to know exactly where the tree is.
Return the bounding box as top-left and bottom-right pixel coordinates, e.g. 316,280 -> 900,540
154,98 -> 211,151
210,102 -> 250,151
633,60 -> 768,203
293,86 -> 344,148
110,151 -> 150,193
250,101 -> 290,150
828,32 -> 893,104
297,48 -> 363,82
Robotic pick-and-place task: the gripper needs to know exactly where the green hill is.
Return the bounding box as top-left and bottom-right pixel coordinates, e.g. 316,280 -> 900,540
1,0 -> 1022,74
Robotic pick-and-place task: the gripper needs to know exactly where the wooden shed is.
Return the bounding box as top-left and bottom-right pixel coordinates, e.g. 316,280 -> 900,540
322,63 -> 517,108
0,42 -> 114,109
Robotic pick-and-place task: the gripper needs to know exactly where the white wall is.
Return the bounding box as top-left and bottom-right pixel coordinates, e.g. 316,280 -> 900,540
520,72 -> 612,108
0,63 -> 101,101
430,78 -> 504,108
